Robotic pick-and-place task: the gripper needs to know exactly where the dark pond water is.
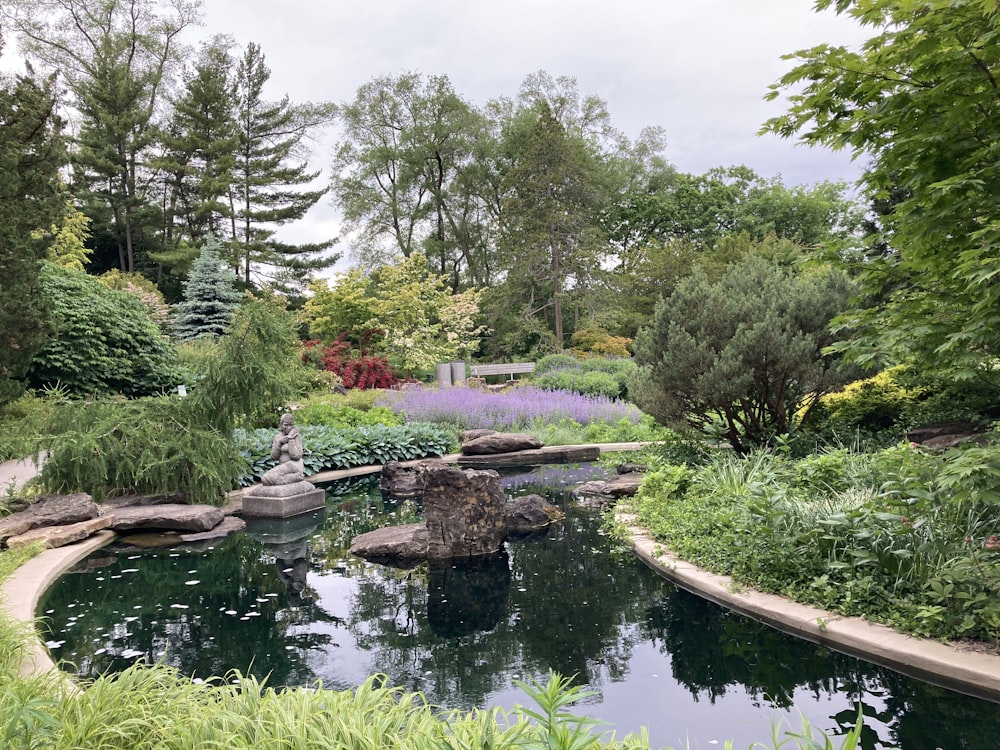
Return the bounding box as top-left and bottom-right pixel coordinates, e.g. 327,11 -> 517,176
39,465 -> 1000,749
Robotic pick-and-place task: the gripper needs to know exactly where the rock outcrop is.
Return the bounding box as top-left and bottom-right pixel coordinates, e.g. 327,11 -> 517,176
106,503 -> 225,533
460,432 -> 543,455
423,466 -> 507,559
0,493 -> 100,546
506,493 -> 564,533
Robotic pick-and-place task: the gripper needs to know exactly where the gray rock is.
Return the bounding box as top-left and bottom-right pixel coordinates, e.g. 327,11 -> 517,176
604,472 -> 645,497
506,494 -> 564,532
617,462 -> 648,475
179,516 -> 247,543
423,466 -> 507,559
0,493 -> 100,545
349,523 -> 428,563
6,516 -> 113,549
460,429 -> 497,442
460,432 -> 543,455
458,445 -> 599,467
379,460 -> 431,497
107,504 -> 225,533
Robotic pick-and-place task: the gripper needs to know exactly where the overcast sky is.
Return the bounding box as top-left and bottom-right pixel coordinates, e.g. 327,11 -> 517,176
2,0 -> 875,259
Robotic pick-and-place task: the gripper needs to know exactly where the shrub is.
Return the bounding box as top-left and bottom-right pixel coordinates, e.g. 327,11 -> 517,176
40,397 -> 242,502
535,354 -> 637,400
293,403 -> 402,428
805,366 -> 918,442
28,264 -> 181,398
569,326 -> 632,357
0,392 -> 57,462
632,255 -> 856,453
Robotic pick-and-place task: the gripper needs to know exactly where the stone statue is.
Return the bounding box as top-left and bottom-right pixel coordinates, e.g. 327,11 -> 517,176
261,413 -> 305,486
243,413 -> 324,518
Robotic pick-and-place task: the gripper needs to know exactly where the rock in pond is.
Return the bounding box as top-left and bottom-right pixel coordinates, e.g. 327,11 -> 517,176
460,432 -> 543,455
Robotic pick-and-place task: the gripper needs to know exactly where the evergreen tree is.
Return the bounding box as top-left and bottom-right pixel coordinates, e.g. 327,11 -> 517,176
233,43 -> 338,290
0,58 -> 66,406
5,0 -> 199,274
155,35 -> 240,266
172,238 -> 243,340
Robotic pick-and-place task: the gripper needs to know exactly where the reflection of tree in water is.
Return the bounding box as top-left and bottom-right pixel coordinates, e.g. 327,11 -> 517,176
40,532 -> 341,686
642,586 -> 1000,750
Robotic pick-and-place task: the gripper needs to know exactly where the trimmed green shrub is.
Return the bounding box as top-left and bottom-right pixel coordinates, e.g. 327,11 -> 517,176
535,354 -> 637,399
0,392 -> 57,462
28,264 -> 180,398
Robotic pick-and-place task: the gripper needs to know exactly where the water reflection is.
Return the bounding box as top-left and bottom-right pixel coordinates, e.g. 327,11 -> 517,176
38,467 -> 1000,749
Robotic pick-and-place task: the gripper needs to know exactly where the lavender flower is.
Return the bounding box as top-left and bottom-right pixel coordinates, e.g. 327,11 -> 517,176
376,385 -> 641,430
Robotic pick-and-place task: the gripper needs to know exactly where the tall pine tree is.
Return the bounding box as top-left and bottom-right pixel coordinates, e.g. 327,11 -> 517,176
232,43 -> 338,290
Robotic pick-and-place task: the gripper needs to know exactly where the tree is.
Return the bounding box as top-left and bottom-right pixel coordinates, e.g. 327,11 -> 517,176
494,102 -> 605,351
4,0 -> 200,274
632,254 -> 856,453
232,43 -> 338,290
27,263 -> 179,397
303,254 -> 486,373
172,238 -> 243,340
762,0 -> 1000,381
0,58 -> 65,406
154,35 -> 240,260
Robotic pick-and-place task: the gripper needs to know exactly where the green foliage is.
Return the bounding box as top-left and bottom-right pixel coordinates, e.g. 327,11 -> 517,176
536,354 -> 637,400
0,66 -> 64,407
303,255 -> 487,373
234,422 -> 457,484
569,327 -> 631,357
171,239 -> 243,340
804,367 -> 918,446
632,255 -> 856,453
634,442 -> 1000,644
0,392 -> 57,462
232,42 -> 338,290
292,403 -> 402,428
27,264 -> 180,398
763,1 -> 1000,381
185,298 -> 300,433
39,397 -> 242,502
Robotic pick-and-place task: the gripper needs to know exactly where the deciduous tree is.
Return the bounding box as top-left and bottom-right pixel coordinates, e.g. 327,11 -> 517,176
763,0 -> 1000,381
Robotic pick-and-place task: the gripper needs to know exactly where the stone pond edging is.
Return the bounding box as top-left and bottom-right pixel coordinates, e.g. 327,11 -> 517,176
616,509 -> 1000,704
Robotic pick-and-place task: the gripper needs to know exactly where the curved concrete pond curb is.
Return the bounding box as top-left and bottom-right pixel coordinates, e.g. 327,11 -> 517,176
1,530 -> 116,682
616,510 -> 1000,703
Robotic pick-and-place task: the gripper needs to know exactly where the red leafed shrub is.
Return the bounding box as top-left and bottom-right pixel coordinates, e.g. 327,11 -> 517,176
321,339 -> 352,372
341,356 -> 398,389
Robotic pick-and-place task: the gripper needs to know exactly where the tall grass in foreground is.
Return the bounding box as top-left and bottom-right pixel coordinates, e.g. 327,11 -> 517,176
0,659 -> 863,750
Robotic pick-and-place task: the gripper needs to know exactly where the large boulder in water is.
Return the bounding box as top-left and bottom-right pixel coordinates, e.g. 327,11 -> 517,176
423,465 -> 507,559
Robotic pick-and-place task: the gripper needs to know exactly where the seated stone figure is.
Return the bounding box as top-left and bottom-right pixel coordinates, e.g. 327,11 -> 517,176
261,413 -> 306,486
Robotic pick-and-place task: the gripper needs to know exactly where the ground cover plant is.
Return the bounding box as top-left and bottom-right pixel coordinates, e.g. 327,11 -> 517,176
632,439 -> 1000,644
375,384 -> 665,445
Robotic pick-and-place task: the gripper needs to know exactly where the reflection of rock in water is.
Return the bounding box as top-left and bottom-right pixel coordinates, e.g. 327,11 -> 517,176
427,551 -> 510,638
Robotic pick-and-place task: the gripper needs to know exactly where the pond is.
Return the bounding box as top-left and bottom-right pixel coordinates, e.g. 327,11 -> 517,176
39,464 -> 1000,749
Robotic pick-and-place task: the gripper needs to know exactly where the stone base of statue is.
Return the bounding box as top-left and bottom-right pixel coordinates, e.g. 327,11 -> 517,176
242,480 -> 325,519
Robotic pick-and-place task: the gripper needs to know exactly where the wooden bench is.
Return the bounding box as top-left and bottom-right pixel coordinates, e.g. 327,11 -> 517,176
468,362 -> 536,380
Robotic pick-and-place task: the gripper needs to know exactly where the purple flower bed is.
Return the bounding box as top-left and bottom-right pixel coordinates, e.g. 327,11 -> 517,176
376,385 -> 641,430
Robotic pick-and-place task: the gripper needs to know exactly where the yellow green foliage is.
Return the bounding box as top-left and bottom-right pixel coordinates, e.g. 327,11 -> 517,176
814,366 -> 921,434
569,327 -> 632,357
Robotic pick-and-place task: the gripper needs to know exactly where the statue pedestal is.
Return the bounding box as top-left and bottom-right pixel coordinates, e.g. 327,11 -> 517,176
242,480 -> 325,518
